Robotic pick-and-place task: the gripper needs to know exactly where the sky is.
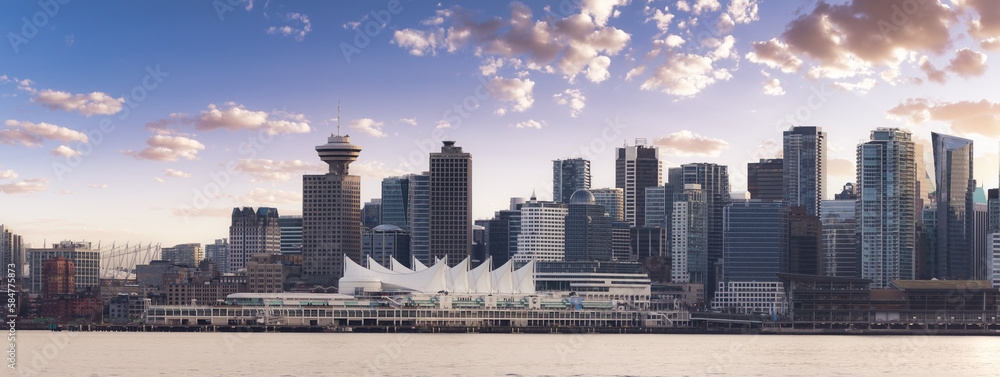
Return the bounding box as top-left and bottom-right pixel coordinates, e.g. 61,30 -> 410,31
1,0 -> 999,248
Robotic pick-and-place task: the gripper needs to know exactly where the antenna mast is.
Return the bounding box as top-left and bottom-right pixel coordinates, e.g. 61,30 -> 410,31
336,101 -> 342,136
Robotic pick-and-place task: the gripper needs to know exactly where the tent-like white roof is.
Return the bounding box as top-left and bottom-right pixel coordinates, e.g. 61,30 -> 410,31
341,256 -> 535,295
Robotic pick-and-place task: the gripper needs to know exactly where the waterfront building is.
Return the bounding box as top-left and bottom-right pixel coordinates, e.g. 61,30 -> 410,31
229,207 -> 280,272
591,188 -> 624,222
362,225 -> 411,268
278,216 -> 303,254
788,206 -> 822,275
0,225 -> 23,277
857,128 -> 917,288
670,184 -> 708,285
611,221 -> 632,261
722,199 -> 788,283
747,158 -> 784,201
161,243 -> 203,268
408,173 -> 430,266
644,186 -> 667,228
302,131 -> 362,286
29,241 -> 100,294
247,253 -> 301,293
205,239 -> 230,273
487,209 -> 520,267
553,158 -> 591,204
821,199 -> 859,277
677,163 -> 730,298
429,141 -> 472,266
381,176 -> 410,232
932,132 -> 975,280
512,195 -> 567,263
43,257 -> 75,298
783,126 -> 826,216
617,140 -> 661,227
974,203 -> 989,280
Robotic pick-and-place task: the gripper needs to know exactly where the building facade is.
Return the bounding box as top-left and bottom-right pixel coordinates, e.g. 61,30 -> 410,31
591,188 -> 625,222
670,184 -> 708,285
429,141 -> 472,266
747,158 -> 784,201
932,132 -> 975,280
205,239 -> 229,274
553,158 -> 591,204
821,199 -> 859,277
616,140 -> 661,227
278,216 -> 303,254
229,207 -> 280,273
161,243 -> 204,268
512,197 -> 568,262
408,173 -> 431,265
381,176 -> 410,232
722,200 -> 788,283
29,241 -> 100,294
362,225 -> 411,268
565,189 -> 612,262
783,126 -> 826,216
857,128 -> 917,288
302,133 -> 362,286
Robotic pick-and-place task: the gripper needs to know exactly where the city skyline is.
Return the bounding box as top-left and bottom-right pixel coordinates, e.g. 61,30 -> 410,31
3,1 -> 1000,248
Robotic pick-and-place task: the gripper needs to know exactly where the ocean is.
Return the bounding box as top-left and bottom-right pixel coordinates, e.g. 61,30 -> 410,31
12,331 -> 1000,376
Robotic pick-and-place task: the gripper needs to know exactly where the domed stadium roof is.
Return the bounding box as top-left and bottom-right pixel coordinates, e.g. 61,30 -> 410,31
569,189 -> 596,204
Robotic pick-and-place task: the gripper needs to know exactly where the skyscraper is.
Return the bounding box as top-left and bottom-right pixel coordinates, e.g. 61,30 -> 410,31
932,132 -> 974,280
783,126 -> 826,216
487,209 -> 521,267
205,239 -> 230,273
747,158 -> 784,201
671,184 -> 708,285
644,186 -> 667,228
857,128 -> 916,288
408,173 -> 430,265
161,243 -> 204,267
788,206 -> 822,275
302,132 -> 362,286
553,158 -> 591,203
229,207 -> 280,272
512,195 -> 567,262
565,189 -> 612,261
381,176 -> 411,232
278,216 -> 303,254
722,200 -> 788,282
591,188 -> 624,222
0,225 -> 23,277
362,225 -> 410,268
616,140 -> 661,227
29,241 -> 99,294
362,199 -> 382,229
679,163 -> 730,297
821,199 -> 859,277
429,141 -> 472,266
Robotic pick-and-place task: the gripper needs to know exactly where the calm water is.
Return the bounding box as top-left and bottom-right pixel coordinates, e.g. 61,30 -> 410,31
12,331 -> 1000,376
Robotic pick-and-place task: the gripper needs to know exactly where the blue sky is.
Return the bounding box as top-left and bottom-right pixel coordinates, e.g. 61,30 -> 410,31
2,0 -> 999,247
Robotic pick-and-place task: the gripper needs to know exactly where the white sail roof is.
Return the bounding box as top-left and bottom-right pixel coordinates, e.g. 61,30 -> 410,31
367,256 -> 397,274
412,256 -> 428,271
447,257 -> 470,294
341,256 -> 533,295
469,257 -> 492,294
390,257 -> 414,273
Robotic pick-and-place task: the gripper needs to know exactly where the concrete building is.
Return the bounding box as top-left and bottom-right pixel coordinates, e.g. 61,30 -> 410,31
204,239 -> 229,273
109,292 -> 150,321
161,243 -> 203,268
408,173 -> 430,266
783,126 -> 826,216
857,128 -> 917,288
512,195 -> 568,262
821,199 -> 859,278
644,186 -> 667,228
362,225 -> 411,268
29,241 -> 100,294
247,253 -> 301,293
565,189 -> 612,262
278,216 -> 303,254
229,207 -> 280,272
381,176 -> 410,232
711,282 -> 787,315
591,188 -> 624,222
932,132 -> 975,280
670,184 -> 708,285
429,141 -> 472,266
302,132 -> 362,286
553,158 -> 591,204
616,140 -> 661,227
487,209 -> 521,268
42,257 -> 75,298
676,163 -> 730,298
0,225 -> 24,278
747,158 -> 784,201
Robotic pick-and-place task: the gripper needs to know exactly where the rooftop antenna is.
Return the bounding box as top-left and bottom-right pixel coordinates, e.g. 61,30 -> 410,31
336,101 -> 342,136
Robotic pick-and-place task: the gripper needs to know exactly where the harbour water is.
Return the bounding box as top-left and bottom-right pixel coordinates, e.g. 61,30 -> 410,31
13,331 -> 1000,376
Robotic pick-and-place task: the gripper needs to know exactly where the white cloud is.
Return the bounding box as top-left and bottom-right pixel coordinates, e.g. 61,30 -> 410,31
581,0 -> 630,27
0,170 -> 17,180
746,38 -> 802,73
149,103 -> 311,135
553,89 -> 586,117
266,12 -> 312,41
122,135 -> 205,161
0,178 -> 48,194
350,160 -> 409,179
240,188 -> 302,205
727,0 -> 759,24
154,177 -> 165,184
487,76 -> 535,113
585,55 -> 612,83
32,89 -> 124,116
88,184 -> 108,189
652,130 -> 730,156
399,118 -> 418,126
232,159 -> 324,182
946,48 -> 988,78
164,168 -> 192,178
762,78 -> 785,96
348,118 -> 387,138
51,145 -> 81,157
831,78 -> 877,94
625,65 -> 646,81
0,120 -> 88,147
645,7 -> 675,34
435,120 -> 453,129
512,119 -> 545,129
692,0 -> 721,15
640,53 -> 731,97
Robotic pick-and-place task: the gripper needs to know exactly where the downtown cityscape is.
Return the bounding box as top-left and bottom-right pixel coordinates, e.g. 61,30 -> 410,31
4,0 -> 1000,376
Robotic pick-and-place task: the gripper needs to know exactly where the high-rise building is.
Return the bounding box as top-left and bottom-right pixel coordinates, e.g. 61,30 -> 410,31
857,128 -> 916,288
788,206 -> 822,275
670,184 -> 708,285
611,221 -> 632,261
205,239 -> 230,273
408,173 -> 430,265
512,195 -> 568,262
381,176 -> 410,232
229,207 -> 280,273
821,199 -> 859,277
29,241 -> 100,294
362,225 -> 411,268
160,243 -> 204,267
362,199 -> 382,229
0,225 -> 23,277
722,200 -> 788,282
974,203 -> 989,280
553,158 -> 591,203
278,216 -> 303,254
429,141 -> 472,266
678,163 -> 730,297
616,140 -> 661,227
487,209 -> 521,267
302,132 -> 362,286
591,188 -> 624,222
565,189 -> 612,261
747,158 -> 784,201
783,126 -> 826,216
834,182 -> 858,200
931,132 -> 974,280
644,186 -> 667,228
472,222 -> 488,264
